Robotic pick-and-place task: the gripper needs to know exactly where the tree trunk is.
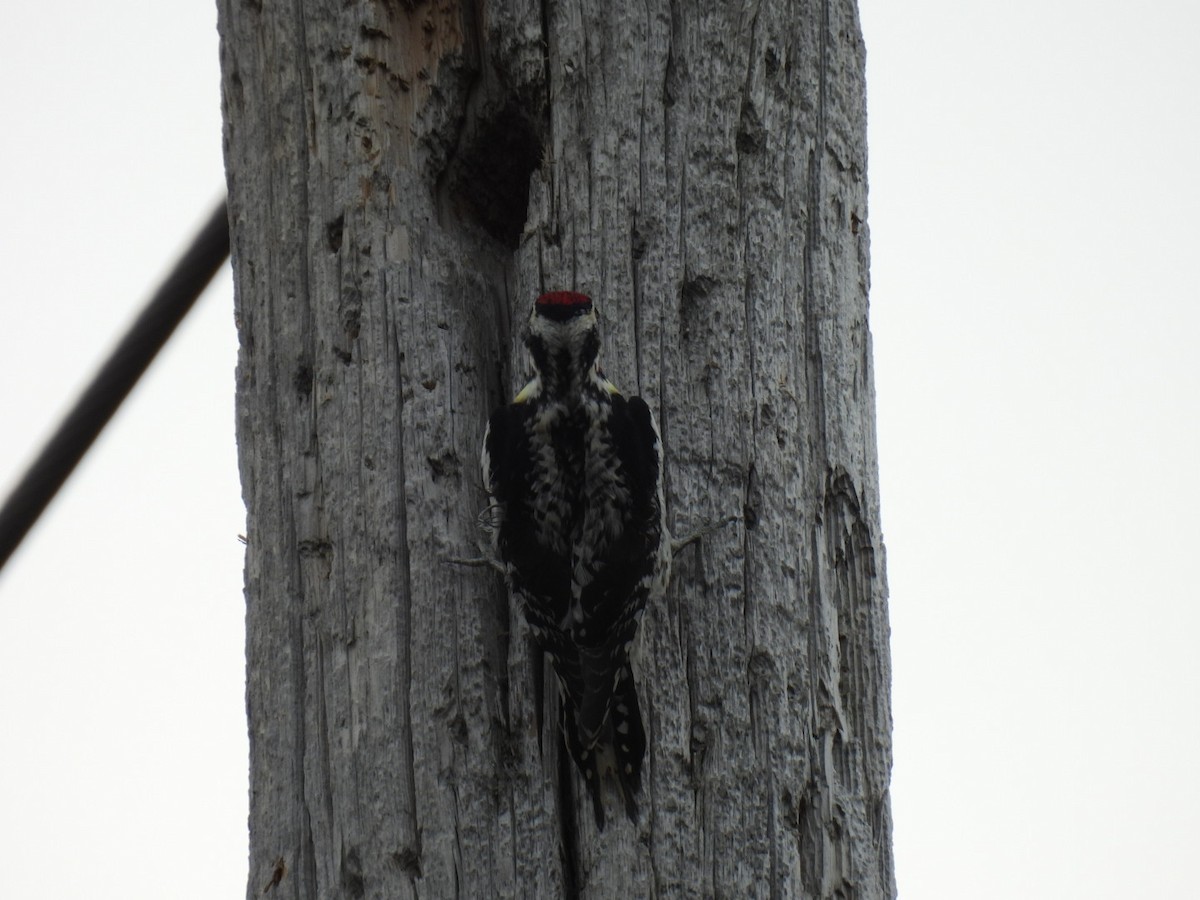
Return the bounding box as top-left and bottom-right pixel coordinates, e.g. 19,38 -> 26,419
219,0 -> 892,897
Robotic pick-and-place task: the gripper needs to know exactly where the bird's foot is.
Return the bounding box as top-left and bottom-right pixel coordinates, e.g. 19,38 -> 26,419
443,554 -> 508,575
670,514 -> 739,556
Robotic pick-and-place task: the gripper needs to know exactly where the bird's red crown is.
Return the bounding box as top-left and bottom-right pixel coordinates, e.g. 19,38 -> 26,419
535,291 -> 593,317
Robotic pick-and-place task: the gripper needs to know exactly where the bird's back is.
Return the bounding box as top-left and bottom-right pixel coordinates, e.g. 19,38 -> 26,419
483,374 -> 667,826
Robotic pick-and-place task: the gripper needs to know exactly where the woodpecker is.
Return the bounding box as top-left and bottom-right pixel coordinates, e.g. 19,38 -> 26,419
481,291 -> 669,828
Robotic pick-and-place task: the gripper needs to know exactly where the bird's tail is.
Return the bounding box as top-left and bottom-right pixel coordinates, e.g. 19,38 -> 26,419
562,662 -> 646,829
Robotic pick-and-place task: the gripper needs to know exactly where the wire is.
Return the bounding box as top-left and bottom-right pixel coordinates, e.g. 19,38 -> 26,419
0,199 -> 231,574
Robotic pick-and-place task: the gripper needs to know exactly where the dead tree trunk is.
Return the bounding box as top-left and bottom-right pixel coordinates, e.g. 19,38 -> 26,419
219,1 -> 892,897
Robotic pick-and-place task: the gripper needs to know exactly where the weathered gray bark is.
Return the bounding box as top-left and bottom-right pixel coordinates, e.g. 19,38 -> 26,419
220,1 -> 892,897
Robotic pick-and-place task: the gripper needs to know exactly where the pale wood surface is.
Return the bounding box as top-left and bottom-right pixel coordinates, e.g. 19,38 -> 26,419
219,1 -> 892,896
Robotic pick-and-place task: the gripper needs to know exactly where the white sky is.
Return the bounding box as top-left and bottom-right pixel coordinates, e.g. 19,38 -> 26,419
0,2 -> 1197,898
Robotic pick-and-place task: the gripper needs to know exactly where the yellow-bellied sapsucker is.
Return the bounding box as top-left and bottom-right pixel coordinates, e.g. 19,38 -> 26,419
481,291 -> 669,828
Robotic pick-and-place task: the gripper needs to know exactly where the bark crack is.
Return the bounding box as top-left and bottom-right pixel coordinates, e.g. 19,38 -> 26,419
802,0 -> 833,461
557,735 -> 583,899
390,283 -> 422,880
293,613 -> 319,898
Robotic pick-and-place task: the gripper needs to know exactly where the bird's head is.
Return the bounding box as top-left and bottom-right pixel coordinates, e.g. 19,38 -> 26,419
526,291 -> 601,389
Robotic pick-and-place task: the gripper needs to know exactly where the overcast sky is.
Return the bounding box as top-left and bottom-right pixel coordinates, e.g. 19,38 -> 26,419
1,2 -> 1197,898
